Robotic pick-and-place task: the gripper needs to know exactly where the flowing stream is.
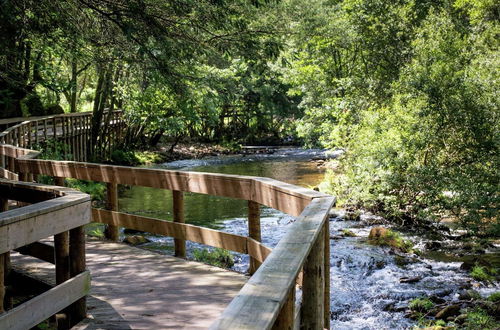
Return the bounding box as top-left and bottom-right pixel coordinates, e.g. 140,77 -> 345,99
117,148 -> 499,329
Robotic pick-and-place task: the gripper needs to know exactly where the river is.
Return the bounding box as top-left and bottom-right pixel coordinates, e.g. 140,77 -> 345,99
117,148 -> 498,329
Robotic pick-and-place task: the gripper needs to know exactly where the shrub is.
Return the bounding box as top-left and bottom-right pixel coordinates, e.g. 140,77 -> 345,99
65,178 -> 106,201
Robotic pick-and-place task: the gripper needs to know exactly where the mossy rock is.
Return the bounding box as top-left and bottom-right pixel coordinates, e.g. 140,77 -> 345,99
45,104 -> 64,115
368,227 -> 413,253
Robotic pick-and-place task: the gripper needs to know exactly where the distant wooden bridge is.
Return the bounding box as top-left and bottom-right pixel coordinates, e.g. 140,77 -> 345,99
0,112 -> 335,329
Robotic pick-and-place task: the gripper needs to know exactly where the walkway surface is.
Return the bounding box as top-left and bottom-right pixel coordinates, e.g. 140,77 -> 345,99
12,238 -> 248,329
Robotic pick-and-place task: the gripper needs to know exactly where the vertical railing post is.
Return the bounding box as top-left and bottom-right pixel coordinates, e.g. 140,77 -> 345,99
248,200 -> 261,274
69,225 -> 86,326
0,198 -> 9,314
272,285 -> 295,329
301,226 -> 325,330
0,253 -> 4,314
324,219 -> 331,328
173,190 -> 186,258
104,182 -> 119,241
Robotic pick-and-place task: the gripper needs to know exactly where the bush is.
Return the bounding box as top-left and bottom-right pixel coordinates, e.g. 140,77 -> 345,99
192,248 -> 234,269
65,178 -> 106,201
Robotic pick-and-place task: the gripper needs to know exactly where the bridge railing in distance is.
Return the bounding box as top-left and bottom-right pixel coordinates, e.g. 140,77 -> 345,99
0,112 -> 335,329
0,110 -> 124,163
0,179 -> 91,330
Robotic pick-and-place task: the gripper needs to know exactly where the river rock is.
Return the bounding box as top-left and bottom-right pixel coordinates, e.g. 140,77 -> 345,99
124,235 -> 150,245
429,296 -> 446,304
458,289 -> 481,301
345,210 -> 361,221
435,305 -> 460,320
454,314 -> 468,324
399,276 -> 422,284
425,241 -> 442,250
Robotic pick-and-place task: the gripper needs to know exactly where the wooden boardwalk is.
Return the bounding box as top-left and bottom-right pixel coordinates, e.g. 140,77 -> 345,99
13,239 -> 248,329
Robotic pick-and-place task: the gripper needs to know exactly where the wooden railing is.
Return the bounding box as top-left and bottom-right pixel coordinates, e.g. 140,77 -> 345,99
0,179 -> 91,330
0,111 -> 124,162
0,112 -> 335,329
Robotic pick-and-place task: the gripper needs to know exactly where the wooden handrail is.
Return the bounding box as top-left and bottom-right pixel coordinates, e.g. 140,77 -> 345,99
0,112 -> 335,329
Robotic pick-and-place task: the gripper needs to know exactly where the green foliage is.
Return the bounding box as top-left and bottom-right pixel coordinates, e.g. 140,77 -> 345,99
65,178 -> 106,201
192,248 -> 234,269
110,149 -> 166,166
487,292 -> 500,302
465,308 -> 497,329
409,298 -> 435,312
470,266 -> 494,282
314,3 -> 500,234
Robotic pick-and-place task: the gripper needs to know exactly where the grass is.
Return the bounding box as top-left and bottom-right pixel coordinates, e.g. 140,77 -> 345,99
465,308 -> 497,330
409,297 -> 434,312
192,248 -> 234,269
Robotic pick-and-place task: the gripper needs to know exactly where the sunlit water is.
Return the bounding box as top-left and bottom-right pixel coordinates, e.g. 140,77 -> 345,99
117,148 -> 498,329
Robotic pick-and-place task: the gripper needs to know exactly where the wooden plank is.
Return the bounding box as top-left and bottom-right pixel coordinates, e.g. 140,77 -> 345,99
173,190 -> 186,257
16,160 -> 254,200
0,271 -> 90,330
246,238 -> 272,264
0,168 -> 19,181
15,242 -> 55,264
210,197 -> 334,330
0,198 -> 90,253
92,209 -> 248,254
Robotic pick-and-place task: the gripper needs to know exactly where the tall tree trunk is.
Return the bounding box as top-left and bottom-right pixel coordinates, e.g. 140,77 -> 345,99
70,55 -> 78,113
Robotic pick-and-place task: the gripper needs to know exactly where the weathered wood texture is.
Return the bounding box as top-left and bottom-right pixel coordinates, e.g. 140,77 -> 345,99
248,200 -> 261,274
0,271 -> 90,330
173,190 -> 186,257
210,197 -> 335,330
104,182 -> 119,241
92,209 -> 272,262
12,239 -> 247,330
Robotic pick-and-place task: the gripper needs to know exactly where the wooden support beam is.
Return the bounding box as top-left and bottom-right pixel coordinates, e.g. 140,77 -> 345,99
0,253 -> 4,313
69,226 -> 86,326
15,242 -> 55,264
272,286 -> 295,330
324,220 -> 331,328
248,200 -> 261,275
300,227 -> 325,330
55,233 -> 70,283
173,190 -> 185,258
104,182 -> 119,241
